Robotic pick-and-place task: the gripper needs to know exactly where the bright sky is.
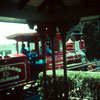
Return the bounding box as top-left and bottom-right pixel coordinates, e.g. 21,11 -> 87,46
0,22 -> 36,44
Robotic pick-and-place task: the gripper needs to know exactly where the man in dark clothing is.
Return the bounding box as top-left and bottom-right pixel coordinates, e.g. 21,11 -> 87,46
20,44 -> 28,56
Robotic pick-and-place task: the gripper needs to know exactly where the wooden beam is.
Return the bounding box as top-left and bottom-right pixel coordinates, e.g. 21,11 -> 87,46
18,0 -> 30,9
81,0 -> 90,7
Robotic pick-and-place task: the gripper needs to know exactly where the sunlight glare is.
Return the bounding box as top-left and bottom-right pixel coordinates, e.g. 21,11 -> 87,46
0,22 -> 36,44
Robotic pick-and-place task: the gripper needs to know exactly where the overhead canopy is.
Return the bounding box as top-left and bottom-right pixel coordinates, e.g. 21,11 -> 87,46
7,32 -> 62,42
7,32 -> 40,42
0,0 -> 100,23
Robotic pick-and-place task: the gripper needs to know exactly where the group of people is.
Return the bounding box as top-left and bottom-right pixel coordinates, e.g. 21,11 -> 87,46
20,43 -> 52,58
20,44 -> 38,59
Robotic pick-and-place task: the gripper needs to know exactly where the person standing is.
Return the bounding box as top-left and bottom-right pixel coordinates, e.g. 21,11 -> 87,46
39,43 -> 52,55
20,44 -> 28,56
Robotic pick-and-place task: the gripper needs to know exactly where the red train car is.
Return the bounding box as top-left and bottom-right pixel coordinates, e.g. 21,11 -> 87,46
0,54 -> 31,90
0,32 -> 95,91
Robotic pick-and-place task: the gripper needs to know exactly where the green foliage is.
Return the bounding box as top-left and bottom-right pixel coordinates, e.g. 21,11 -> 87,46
66,20 -> 100,60
38,70 -> 100,100
83,20 -> 100,60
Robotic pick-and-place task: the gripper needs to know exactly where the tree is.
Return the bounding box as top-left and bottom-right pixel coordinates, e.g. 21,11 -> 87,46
83,20 -> 100,60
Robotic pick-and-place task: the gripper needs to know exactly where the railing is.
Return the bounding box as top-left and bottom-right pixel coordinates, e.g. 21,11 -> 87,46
67,61 -> 96,70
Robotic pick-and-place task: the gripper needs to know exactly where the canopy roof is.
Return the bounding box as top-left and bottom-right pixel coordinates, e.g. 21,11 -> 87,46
7,32 -> 40,42
0,0 -> 100,23
7,32 -> 62,42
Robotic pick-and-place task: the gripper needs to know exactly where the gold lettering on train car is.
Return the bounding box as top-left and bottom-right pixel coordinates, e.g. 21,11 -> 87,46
0,75 -> 19,83
0,66 -> 22,72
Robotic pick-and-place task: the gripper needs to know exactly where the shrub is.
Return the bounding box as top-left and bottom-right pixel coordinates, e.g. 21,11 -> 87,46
38,70 -> 100,100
